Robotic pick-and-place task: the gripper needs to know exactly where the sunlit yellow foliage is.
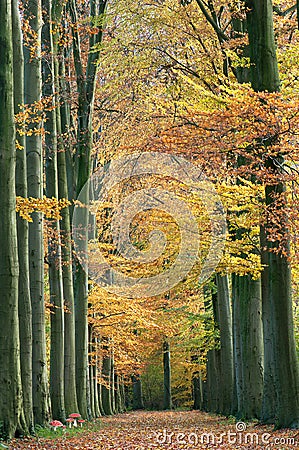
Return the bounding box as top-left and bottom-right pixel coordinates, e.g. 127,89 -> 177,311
16,196 -> 70,222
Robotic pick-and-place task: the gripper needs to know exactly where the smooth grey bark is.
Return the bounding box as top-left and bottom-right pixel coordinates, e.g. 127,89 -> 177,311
24,0 -> 50,426
260,226 -> 276,423
232,274 -> 263,419
42,0 -> 65,422
12,0 -> 33,434
89,327 -> 95,418
58,56 -> 79,416
246,0 -> 299,428
93,337 -> 101,417
163,341 -> 172,410
0,0 -> 23,438
216,274 -> 234,416
202,285 -> 221,413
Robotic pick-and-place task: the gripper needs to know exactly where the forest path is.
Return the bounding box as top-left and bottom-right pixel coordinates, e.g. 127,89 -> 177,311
9,410 -> 299,449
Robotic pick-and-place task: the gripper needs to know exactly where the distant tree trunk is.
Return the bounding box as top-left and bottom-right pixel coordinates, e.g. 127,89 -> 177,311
163,341 -> 172,410
93,337 -> 101,417
110,348 -> 116,414
101,339 -> 113,415
0,0 -> 23,438
114,374 -> 124,413
132,374 -> 144,410
12,0 -> 33,433
101,354 -> 113,415
246,0 -> 299,428
97,350 -> 104,415
89,326 -> 95,418
191,354 -> 203,410
24,0 -> 50,426
206,349 -> 220,412
120,377 -> 126,412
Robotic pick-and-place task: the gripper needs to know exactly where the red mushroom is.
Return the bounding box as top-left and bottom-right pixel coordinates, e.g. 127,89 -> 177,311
68,413 -> 81,427
50,420 -> 63,431
66,417 -> 74,428
78,419 -> 85,427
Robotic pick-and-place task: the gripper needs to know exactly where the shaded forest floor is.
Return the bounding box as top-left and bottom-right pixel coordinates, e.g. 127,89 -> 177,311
8,410 -> 299,449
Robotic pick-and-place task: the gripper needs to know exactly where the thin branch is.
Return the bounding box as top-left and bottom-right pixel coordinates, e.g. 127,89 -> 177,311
194,0 -> 228,42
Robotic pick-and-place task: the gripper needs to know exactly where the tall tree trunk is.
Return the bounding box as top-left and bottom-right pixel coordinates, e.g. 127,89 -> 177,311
260,226 -> 276,423
93,336 -> 101,417
232,274 -> 263,419
24,0 -> 50,426
69,0 -> 107,417
216,274 -> 234,416
163,341 -> 172,410
58,54 -> 79,416
246,0 -> 299,428
0,0 -> 23,438
13,0 -> 33,433
101,352 -> 113,415
191,354 -> 203,410
89,326 -> 96,419
42,0 -> 65,422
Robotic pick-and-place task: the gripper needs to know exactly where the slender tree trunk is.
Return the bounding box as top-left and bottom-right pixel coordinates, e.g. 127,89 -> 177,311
58,55 -> 79,416
191,354 -> 203,410
101,353 -> 113,415
69,0 -> 107,417
93,337 -> 101,417
42,0 -> 65,422
24,0 -> 50,426
163,341 -> 172,410
110,348 -> 116,414
120,377 -> 126,412
89,326 -> 95,418
13,0 -> 33,433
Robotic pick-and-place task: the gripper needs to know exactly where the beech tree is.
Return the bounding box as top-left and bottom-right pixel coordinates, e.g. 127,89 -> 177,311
0,0 -> 23,438
246,0 -> 299,428
69,0 -> 108,417
13,0 -> 33,433
24,0 -> 51,425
